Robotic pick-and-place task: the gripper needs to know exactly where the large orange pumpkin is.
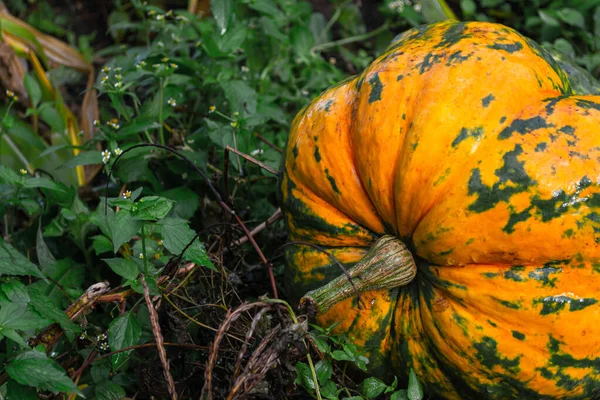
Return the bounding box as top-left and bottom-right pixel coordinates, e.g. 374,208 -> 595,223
280,20 -> 600,399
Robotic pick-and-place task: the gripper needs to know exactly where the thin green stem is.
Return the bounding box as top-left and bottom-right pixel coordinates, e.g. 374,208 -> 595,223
158,79 -> 166,146
312,22 -> 390,52
320,0 -> 351,38
2,135 -> 33,174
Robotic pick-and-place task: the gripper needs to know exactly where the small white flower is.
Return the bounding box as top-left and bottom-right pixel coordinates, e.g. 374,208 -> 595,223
241,65 -> 249,73
170,63 -> 178,69
115,67 -> 122,72
114,148 -> 122,156
329,57 -> 337,65
136,60 -> 147,69
100,342 -> 109,351
176,15 -> 188,22
114,81 -> 123,88
156,14 -> 164,21
157,41 -> 165,48
101,76 -> 108,83
139,253 -> 144,259
123,190 -> 131,199
19,169 -> 27,175
301,89 -> 309,96
167,98 -> 176,107
115,74 -> 123,81
101,150 -> 111,158
93,119 -> 100,126
102,66 -> 111,73
414,3 -> 421,12
250,149 -> 264,156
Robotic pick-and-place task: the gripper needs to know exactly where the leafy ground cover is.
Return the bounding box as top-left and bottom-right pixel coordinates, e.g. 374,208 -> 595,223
0,0 -> 598,399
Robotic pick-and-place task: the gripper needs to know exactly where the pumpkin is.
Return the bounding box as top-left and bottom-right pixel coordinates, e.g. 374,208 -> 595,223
280,20 -> 600,399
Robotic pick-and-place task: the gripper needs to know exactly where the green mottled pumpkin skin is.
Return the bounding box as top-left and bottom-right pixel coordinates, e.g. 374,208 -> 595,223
281,20 -> 600,399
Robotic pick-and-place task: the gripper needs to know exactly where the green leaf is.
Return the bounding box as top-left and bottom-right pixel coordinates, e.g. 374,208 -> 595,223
28,288 -> 79,333
108,311 -> 142,370
594,6 -> 600,37
315,360 -> 332,385
290,26 -> 314,58
391,390 -> 408,400
460,0 -> 476,16
361,377 -> 388,399
103,258 -> 139,281
96,380 -> 127,400
131,196 -> 173,221
0,238 -> 45,279
1,280 -> 30,304
220,80 -> 257,116
407,368 -> 424,400
556,8 -> 585,29
161,220 -> 215,270
212,0 -> 233,33
117,117 -> 160,138
0,302 -> 49,331
58,151 -> 102,169
539,10 -> 560,27
36,221 -> 56,269
92,235 -> 113,255
24,74 -> 42,108
161,187 -> 199,219
0,165 -> 21,185
108,210 -> 141,253
295,362 -> 315,391
7,379 -> 38,400
553,38 -> 575,60
6,350 -> 82,395
23,177 -> 65,193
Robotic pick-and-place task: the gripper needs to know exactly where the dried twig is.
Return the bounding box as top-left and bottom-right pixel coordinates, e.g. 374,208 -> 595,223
142,275 -> 178,400
225,145 -> 278,175
229,208 -> 283,248
253,132 -> 283,154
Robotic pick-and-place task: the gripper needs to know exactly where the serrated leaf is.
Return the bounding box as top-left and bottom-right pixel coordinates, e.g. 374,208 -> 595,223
160,221 -> 215,270
28,288 -> 79,333
103,258 -> 139,281
315,360 -> 332,385
0,302 -> 49,331
220,80 -> 257,116
6,350 -> 82,395
108,311 -> 141,370
0,239 -> 45,279
361,377 -> 388,399
212,0 -> 233,33
96,379 -> 126,400
407,368 -> 424,400
108,210 -> 141,253
1,280 -> 30,304
92,235 -> 113,255
36,221 -> 56,269
0,165 -> 21,185
131,196 -> 173,220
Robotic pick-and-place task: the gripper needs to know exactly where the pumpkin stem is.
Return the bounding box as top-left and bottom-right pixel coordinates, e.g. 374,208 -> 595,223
299,235 -> 417,315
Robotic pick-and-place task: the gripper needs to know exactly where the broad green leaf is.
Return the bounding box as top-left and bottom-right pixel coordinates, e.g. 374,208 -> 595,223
117,117 -> 160,138
0,165 -> 21,185
131,196 -> 173,220
391,390 -> 408,400
103,258 -> 139,281
0,239 -> 45,279
290,26 -> 314,58
220,80 -> 258,116
108,210 -> 141,252
160,221 -> 215,270
161,187 -> 199,219
58,151 -> 101,169
28,287 -> 79,333
1,280 -> 30,305
36,219 -> 56,268
211,0 -> 233,33
556,8 -> 585,29
108,311 -> 141,370
295,362 -> 315,391
24,74 -> 42,107
361,377 -> 387,399
0,302 -> 49,332
315,360 -> 332,385
23,177 -> 65,193
539,10 -> 560,27
407,368 -> 424,400
6,350 -> 82,395
91,235 -> 113,255
96,380 -> 127,400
